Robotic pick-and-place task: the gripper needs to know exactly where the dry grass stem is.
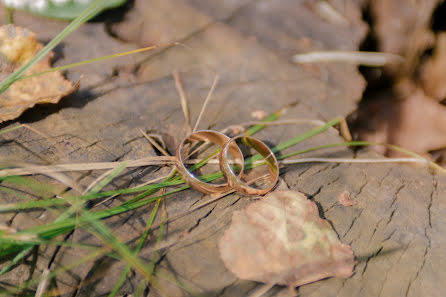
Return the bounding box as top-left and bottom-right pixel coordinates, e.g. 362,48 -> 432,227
82,168 -> 116,195
339,118 -> 352,141
139,129 -> 170,157
280,157 -> 428,165
221,118 -> 340,135
314,1 -> 349,26
0,156 -> 175,176
45,171 -> 85,194
94,194 -> 119,207
235,118 -> 327,127
193,74 -> 220,132
35,268 -> 51,297
173,71 -> 192,133
130,168 -> 177,190
292,51 -> 404,66
21,124 -> 64,155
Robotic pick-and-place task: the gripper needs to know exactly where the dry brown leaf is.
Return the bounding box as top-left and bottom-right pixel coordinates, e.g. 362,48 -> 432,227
371,0 -> 440,74
358,79 -> 446,157
390,84 -> 446,155
219,190 -> 355,289
338,190 -> 353,207
420,33 -> 446,101
0,25 -> 77,123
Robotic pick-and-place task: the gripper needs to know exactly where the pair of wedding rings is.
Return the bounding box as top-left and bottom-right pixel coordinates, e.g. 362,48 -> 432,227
175,130 -> 279,196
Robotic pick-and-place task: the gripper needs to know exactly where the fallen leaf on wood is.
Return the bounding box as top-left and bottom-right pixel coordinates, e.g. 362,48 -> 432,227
359,80 -> 446,157
219,190 -> 355,289
371,0 -> 440,74
420,33 -> 446,101
0,25 -> 77,123
338,191 -> 353,206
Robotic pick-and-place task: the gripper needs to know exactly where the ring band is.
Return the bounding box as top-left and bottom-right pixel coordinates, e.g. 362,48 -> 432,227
220,136 -> 279,196
176,130 -> 244,194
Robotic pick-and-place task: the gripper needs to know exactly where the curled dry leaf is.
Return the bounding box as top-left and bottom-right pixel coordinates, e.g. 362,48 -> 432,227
219,190 -> 355,289
420,33 -> 446,101
0,25 -> 77,123
370,0 -> 440,74
338,190 -> 353,207
359,79 -> 446,157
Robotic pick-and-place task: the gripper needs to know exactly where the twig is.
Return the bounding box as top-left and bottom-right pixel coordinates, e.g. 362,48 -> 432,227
292,51 -> 404,66
173,71 -> 192,134
193,74 -> 219,132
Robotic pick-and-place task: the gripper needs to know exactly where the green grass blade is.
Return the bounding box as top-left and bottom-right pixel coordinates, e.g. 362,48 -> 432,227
89,162 -> 127,194
79,209 -> 157,281
19,44 -> 174,81
108,198 -> 162,297
0,246 -> 33,275
0,0 -> 108,94
0,125 -> 23,136
244,107 -> 284,136
279,141 -> 369,159
3,246 -> 110,295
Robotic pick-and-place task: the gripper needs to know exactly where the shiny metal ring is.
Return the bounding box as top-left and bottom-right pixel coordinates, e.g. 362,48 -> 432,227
220,136 -> 279,196
176,130 -> 244,194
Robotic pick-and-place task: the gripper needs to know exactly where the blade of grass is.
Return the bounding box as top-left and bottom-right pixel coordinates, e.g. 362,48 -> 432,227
53,162 -> 128,225
173,71 -> 192,133
18,43 -> 176,81
244,107 -> 285,136
134,199 -> 167,296
0,0 -> 109,94
4,6 -> 13,24
89,162 -> 127,194
79,209 -> 157,280
0,156 -> 174,177
193,74 -> 219,132
0,125 -> 23,136
0,246 -> 33,275
1,246 -> 111,296
108,197 -> 162,297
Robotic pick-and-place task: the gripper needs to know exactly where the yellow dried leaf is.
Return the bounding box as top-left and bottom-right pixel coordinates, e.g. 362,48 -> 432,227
0,25 -> 77,123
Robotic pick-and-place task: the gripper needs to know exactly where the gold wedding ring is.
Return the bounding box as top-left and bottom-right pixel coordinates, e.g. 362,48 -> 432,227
175,130 -> 244,194
220,136 -> 279,196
